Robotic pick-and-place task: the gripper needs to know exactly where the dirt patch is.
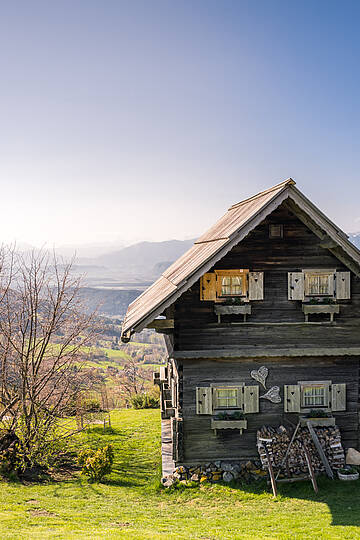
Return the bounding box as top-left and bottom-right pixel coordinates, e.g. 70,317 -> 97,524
29,508 -> 57,517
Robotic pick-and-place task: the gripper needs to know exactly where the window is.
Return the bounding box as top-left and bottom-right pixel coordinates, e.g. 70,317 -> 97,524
221,275 -> 243,296
269,224 -> 283,238
214,387 -> 242,409
299,381 -> 330,409
215,269 -> 249,298
304,270 -> 335,297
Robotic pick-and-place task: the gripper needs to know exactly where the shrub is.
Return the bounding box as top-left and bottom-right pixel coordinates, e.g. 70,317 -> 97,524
130,393 -> 159,409
78,445 -> 114,482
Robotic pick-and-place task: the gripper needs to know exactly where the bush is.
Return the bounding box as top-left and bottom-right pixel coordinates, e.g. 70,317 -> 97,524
78,445 -> 114,482
130,393 -> 159,409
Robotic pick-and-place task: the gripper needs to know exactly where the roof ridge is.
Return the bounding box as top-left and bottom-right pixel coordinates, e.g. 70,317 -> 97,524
228,178 -> 295,210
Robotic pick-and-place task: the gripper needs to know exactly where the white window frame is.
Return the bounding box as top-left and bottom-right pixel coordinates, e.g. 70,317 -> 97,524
298,380 -> 331,411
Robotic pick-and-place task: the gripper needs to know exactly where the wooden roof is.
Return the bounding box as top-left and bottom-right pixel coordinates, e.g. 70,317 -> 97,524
121,178 -> 360,341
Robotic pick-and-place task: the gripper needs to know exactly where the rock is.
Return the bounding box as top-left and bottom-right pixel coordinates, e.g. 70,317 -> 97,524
346,448 -> 360,465
245,460 -> 255,471
214,460 -> 221,468
232,464 -> 241,472
221,462 -> 234,472
190,474 -> 199,482
212,472 -> 222,481
223,471 -> 234,483
163,475 -> 178,488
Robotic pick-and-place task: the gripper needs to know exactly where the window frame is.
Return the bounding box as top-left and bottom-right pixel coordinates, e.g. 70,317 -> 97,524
214,269 -> 249,300
298,380 -> 331,411
303,269 -> 336,298
269,224 -> 283,239
211,383 -> 244,411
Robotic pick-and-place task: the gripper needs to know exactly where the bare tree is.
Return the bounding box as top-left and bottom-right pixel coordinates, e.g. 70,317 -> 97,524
115,356 -> 150,404
0,247 -> 98,470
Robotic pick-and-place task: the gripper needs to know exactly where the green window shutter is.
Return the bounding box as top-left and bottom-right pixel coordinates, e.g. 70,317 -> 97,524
284,385 -> 301,412
335,272 -> 351,300
200,273 -> 217,301
196,387 -> 213,414
331,383 -> 346,411
243,385 -> 259,414
248,272 -> 264,300
288,272 -> 304,301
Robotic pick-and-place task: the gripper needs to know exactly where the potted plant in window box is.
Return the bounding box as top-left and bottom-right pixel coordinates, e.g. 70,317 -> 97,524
214,298 -> 251,323
337,467 -> 359,481
299,409 -> 336,427
211,410 -> 247,434
302,297 -> 340,322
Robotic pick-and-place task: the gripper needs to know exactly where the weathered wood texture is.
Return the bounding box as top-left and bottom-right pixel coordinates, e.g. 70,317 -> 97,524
181,356 -> 359,463
174,204 -> 360,351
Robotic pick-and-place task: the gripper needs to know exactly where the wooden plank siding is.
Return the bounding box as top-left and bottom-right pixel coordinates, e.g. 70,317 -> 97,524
174,204 -> 360,352
180,356 -> 360,463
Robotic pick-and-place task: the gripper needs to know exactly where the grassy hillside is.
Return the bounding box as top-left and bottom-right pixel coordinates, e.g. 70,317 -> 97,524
1,410 -> 360,539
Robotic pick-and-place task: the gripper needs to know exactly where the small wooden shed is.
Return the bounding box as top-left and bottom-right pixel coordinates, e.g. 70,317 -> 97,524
121,179 -> 360,474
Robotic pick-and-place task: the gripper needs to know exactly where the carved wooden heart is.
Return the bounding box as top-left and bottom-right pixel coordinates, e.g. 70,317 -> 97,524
250,366 -> 268,389
260,386 -> 281,403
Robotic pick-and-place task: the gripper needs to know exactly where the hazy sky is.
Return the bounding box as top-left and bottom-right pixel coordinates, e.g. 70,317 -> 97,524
1,0 -> 360,247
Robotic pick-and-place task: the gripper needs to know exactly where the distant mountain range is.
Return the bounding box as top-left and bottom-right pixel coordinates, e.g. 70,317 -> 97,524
349,233 -> 360,250
12,233 -> 360,318
72,238 -> 195,287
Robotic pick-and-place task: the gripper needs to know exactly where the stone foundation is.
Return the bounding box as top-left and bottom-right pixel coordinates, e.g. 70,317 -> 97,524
162,459 -> 266,488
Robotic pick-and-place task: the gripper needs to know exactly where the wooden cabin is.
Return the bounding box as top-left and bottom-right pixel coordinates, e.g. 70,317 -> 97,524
121,179 -> 360,475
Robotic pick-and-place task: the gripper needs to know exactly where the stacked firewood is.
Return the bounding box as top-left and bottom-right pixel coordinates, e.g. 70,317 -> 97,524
257,425 -> 345,476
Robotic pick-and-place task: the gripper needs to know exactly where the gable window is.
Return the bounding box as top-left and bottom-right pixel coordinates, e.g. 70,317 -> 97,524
215,269 -> 249,298
304,271 -> 334,297
269,224 -> 283,238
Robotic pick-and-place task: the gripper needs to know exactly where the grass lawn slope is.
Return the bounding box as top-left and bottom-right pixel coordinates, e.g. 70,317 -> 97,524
1,409 -> 360,539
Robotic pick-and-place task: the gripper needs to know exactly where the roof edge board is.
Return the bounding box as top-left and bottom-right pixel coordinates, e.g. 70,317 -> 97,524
290,186 -> 349,241
288,189 -> 360,267
229,178 -> 295,210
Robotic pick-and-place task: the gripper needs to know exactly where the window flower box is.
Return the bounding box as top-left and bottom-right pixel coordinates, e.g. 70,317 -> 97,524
299,416 -> 335,427
214,304 -> 251,323
302,304 -> 340,323
211,418 -> 247,435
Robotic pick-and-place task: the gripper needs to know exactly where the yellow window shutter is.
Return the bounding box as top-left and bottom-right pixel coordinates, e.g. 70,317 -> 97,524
200,273 -> 217,301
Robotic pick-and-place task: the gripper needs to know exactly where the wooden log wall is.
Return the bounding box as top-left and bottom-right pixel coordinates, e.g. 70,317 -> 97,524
174,203 -> 360,351
180,356 -> 359,463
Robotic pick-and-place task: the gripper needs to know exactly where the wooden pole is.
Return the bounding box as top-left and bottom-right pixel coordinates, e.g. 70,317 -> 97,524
303,442 -> 318,493
264,446 -> 277,498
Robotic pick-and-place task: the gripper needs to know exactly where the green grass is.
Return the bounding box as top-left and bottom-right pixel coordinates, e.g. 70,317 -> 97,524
1,410 -> 360,539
